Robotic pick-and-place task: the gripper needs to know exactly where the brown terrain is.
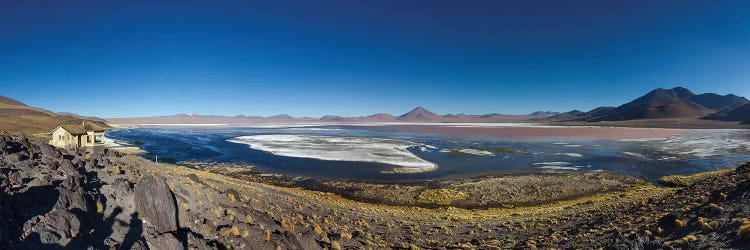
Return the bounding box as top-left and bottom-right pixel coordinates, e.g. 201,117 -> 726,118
0,96 -> 109,136
1,92 -> 749,249
2,134 -> 750,249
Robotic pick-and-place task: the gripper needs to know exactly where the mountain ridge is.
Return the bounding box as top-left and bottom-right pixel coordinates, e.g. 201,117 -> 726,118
100,87 -> 750,126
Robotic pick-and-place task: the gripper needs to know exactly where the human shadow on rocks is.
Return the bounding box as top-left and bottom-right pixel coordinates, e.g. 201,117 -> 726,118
19,207 -> 131,249
119,212 -> 145,250
87,206 -> 123,249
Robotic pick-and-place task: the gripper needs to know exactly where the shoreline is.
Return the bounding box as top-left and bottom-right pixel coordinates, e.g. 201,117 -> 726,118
3,134 -> 749,248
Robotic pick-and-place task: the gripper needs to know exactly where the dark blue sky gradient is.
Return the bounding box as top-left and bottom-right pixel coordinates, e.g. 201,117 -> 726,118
1,0 -> 749,117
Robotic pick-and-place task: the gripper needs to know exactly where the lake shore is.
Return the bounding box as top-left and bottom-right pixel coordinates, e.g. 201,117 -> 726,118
3,135 -> 750,248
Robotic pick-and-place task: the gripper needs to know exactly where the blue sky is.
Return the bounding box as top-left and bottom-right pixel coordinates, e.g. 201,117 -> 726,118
1,0 -> 749,118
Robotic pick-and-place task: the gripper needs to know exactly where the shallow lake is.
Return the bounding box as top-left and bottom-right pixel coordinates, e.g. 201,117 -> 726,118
106,125 -> 750,182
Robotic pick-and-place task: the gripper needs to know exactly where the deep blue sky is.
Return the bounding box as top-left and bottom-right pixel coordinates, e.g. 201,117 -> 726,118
1,1 -> 749,118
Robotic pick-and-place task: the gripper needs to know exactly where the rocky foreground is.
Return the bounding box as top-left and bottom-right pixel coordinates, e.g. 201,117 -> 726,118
1,135 -> 750,249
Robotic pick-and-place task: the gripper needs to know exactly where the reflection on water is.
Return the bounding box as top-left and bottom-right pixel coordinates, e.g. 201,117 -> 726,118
106,127 -> 750,181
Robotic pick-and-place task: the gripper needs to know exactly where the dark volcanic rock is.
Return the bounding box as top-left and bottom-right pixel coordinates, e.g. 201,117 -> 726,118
0,136 -> 7,152
55,185 -> 88,212
61,175 -> 82,191
6,151 -> 30,162
55,176 -> 88,213
36,229 -> 61,244
42,209 -> 82,239
129,239 -> 149,250
59,160 -> 81,177
0,174 -> 11,194
34,142 -> 61,160
134,175 -> 178,233
146,232 -> 183,250
8,171 -> 22,186
45,159 -> 59,170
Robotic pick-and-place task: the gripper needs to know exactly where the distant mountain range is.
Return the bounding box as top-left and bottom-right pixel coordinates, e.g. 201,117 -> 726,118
107,105 -> 552,124
105,87 -> 750,126
2,86 -> 749,133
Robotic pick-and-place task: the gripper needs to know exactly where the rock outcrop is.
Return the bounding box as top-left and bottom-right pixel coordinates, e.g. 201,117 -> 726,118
134,176 -> 179,234
133,175 -> 185,250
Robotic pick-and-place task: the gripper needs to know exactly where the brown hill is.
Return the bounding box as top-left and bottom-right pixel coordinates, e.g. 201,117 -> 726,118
57,112 -> 109,123
0,95 -> 109,135
0,96 -> 28,106
594,88 -> 713,121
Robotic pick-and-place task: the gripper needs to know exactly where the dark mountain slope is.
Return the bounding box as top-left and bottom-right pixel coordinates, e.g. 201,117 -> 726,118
594,88 -> 712,121
705,102 -> 750,122
690,93 -> 749,110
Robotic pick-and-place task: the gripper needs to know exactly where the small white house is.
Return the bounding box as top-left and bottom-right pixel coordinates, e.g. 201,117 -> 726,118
49,122 -> 108,148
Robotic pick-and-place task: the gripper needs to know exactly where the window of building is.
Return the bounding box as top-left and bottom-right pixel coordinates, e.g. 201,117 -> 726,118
94,135 -> 103,143
87,136 -> 92,143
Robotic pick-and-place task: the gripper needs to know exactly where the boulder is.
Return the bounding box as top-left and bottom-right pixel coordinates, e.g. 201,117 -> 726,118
45,159 -> 60,170
1,138 -> 24,154
43,209 -> 82,239
61,175 -> 83,191
34,142 -> 61,159
0,174 -> 11,194
134,176 -> 178,233
5,151 -> 29,162
8,171 -> 22,186
146,232 -> 183,250
55,187 -> 88,212
59,160 -> 80,177
129,239 -> 149,250
36,229 -> 61,244
56,176 -> 88,212
38,173 -> 52,185
0,136 -> 7,152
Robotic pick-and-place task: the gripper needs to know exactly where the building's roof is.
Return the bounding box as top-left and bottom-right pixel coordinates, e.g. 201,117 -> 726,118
52,123 -> 108,135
